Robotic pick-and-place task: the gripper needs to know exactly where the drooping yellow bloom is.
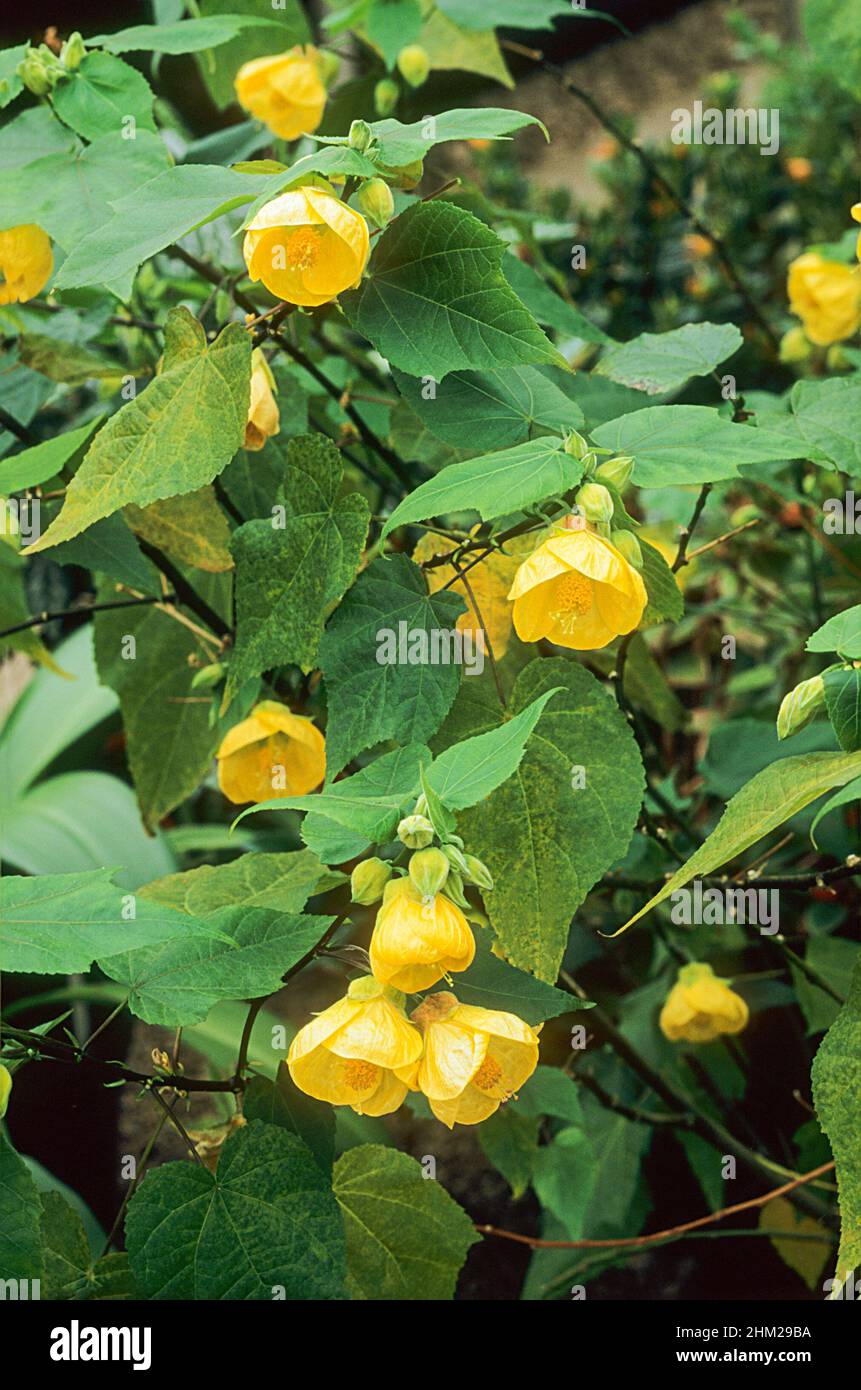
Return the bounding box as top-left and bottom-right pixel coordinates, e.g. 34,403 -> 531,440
287,976 -> 422,1115
413,531 -> 525,659
852,202 -> 861,264
0,1063 -> 12,1118
216,700 -> 325,804
508,520 -> 647,651
369,878 -> 475,993
659,962 -> 749,1044
243,186 -> 370,308
407,992 -> 540,1127
234,46 -> 326,141
787,251 -> 861,345
244,349 -> 279,451
0,224 -> 52,305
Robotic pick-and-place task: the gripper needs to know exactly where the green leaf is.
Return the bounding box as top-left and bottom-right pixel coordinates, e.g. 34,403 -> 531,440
436,0 -> 573,30
418,7 -> 513,86
93,585 -> 222,831
478,1108 -> 540,1198
454,931 -> 579,1024
393,363 -> 583,452
368,107 -> 547,165
451,658 -> 645,979
125,487 -> 233,573
18,333 -> 117,384
792,938 -> 859,1035
0,417 -> 99,494
1,130 -> 169,265
227,435 -> 370,699
48,514 -> 162,597
592,406 -> 800,488
640,538 -> 684,625
619,750 -> 861,933
0,542 -> 56,670
30,309 -> 251,551
343,200 -> 563,380
56,164 -> 274,292
812,954 -> 861,1286
503,254 -> 613,343
532,1127 -> 598,1239
825,667 -> 861,751
807,605 -> 861,659
0,105 -> 76,169
810,773 -> 861,847
244,1061 -> 335,1175
333,1144 -> 478,1299
763,379 -> 861,475
512,1064 -> 584,1124
427,687 -> 562,809
91,1251 -> 139,1300
596,322 -> 742,395
0,1135 -> 44,1284
246,744 -> 431,863
0,42 -> 26,109
126,1120 -> 346,1299
40,1192 -> 93,1300
140,849 -> 334,915
51,51 -> 155,141
804,0 -> 861,98
382,436 -> 582,539
366,0 -> 423,67
92,16 -> 276,54
319,554 -> 466,777
0,868 -> 224,974
197,0 -> 310,109
100,905 -> 334,1026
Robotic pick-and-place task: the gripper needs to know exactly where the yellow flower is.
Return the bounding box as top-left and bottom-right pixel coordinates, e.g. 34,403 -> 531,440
508,520 -> 647,651
659,962 -> 749,1044
243,186 -> 370,307
0,223 -> 52,305
234,46 -> 326,141
244,349 -> 279,451
413,530 -> 526,659
216,700 -> 325,804
787,251 -> 861,346
408,992 -> 539,1127
852,202 -> 861,264
0,1063 -> 11,1118
287,976 -> 422,1115
369,878 -> 475,993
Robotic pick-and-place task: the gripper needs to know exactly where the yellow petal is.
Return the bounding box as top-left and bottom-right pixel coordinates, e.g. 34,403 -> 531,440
326,996 -> 423,1069
418,1019 -> 486,1099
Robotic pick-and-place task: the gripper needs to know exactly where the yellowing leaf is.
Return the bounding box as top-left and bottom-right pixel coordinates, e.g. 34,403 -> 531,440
413,530 -> 528,659
759,1196 -> 831,1292
125,488 -> 233,573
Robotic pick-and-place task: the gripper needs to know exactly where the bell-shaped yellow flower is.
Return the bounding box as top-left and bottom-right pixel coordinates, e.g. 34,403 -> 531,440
0,223 -> 53,305
243,186 -> 369,308
508,519 -> 647,650
787,251 -> 861,345
216,700 -> 325,804
244,350 -> 279,450
659,962 -> 749,1044
369,878 -> 475,993
234,46 -> 326,141
408,992 -> 540,1127
287,976 -> 422,1115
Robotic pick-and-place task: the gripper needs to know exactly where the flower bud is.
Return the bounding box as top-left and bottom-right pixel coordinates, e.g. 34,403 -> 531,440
563,428 -> 591,461
576,481 -> 614,525
396,44 -> 430,88
17,45 -> 63,96
316,49 -> 341,87
351,856 -> 393,905
61,32 -> 86,70
380,158 -> 424,190
347,973 -> 404,1008
462,853 -> 494,891
610,528 -> 644,569
355,176 -> 395,229
408,847 -> 450,898
190,662 -> 225,690
397,814 -> 434,848
0,1064 -> 11,1119
374,77 -> 399,116
443,869 -> 470,908
595,454 -> 634,491
826,345 -> 851,373
442,842 -> 470,876
779,326 -> 812,365
348,119 -> 373,153
776,674 -> 826,740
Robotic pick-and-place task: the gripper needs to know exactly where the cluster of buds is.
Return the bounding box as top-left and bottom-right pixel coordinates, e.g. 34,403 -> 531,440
17,32 -> 85,95
562,431 -> 643,567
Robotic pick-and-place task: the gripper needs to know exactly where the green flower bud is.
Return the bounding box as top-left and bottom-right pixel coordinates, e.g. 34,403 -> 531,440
412,792 -> 429,818
396,44 -> 430,88
610,528 -> 644,569
347,974 -> 404,1008
17,45 -> 62,96
563,429 -> 591,461
374,77 -> 400,116
348,119 -> 373,153
350,856 -> 393,905
397,814 -> 434,848
595,454 -> 634,491
0,1064 -> 11,1119
779,326 -> 812,365
379,159 -> 424,190
777,675 -> 826,740
576,481 -> 615,525
61,32 -> 86,70
190,662 -> 225,690
826,345 -> 851,373
408,847 -> 450,898
355,176 -> 395,229
442,843 -> 470,876
462,853 -> 494,891
316,49 -> 340,87
444,869 -> 470,908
